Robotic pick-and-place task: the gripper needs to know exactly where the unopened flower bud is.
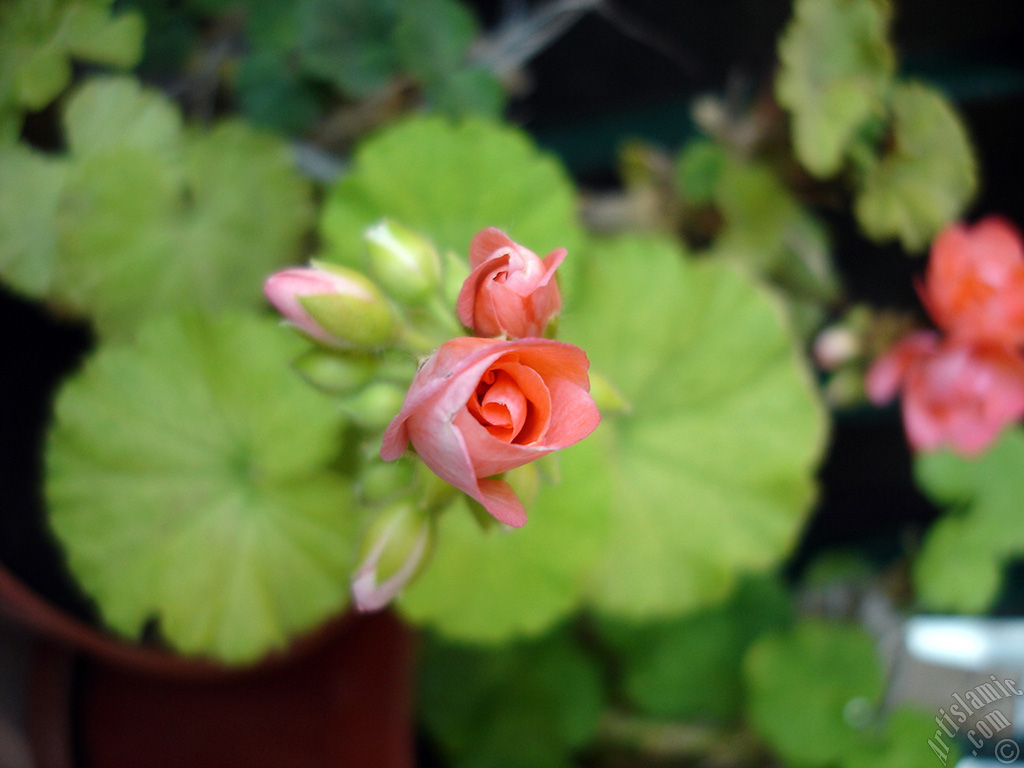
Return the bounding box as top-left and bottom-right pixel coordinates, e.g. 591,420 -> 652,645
360,459 -> 415,504
343,381 -> 407,431
352,503 -> 435,612
264,263 -> 395,348
365,219 -> 441,305
293,349 -> 378,395
814,326 -> 861,371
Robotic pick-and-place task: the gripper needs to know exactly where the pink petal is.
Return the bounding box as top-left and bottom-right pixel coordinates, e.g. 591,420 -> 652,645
865,332 -> 940,404
476,478 -> 527,527
469,227 -> 517,269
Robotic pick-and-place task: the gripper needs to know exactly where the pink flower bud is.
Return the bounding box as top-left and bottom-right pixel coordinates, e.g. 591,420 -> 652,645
456,228 -> 565,339
867,331 -> 1024,455
264,264 -> 395,348
921,217 -> 1024,347
380,337 -> 600,527
351,503 -> 434,612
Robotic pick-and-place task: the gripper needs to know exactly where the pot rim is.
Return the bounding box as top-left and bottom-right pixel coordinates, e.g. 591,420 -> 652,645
0,561 -> 354,679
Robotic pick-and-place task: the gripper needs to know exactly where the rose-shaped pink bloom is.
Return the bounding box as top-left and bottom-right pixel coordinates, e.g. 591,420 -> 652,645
921,217 -> 1024,347
456,228 -> 566,339
381,337 -> 600,526
867,331 -> 1024,455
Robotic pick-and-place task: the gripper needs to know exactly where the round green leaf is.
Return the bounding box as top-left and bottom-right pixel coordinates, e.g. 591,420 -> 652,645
775,0 -> 895,178
566,236 -> 826,618
51,78 -> 313,338
182,120 -> 315,308
913,428 -> 1024,612
419,628 -> 604,768
320,115 -> 583,295
397,433 -> 611,642
63,76 -> 183,166
0,144 -> 66,297
0,0 -> 143,120
744,621 -> 885,767
854,82 -> 977,252
46,313 -> 360,664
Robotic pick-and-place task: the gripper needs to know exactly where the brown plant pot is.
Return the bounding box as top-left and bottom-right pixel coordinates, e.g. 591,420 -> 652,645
0,563 -> 415,768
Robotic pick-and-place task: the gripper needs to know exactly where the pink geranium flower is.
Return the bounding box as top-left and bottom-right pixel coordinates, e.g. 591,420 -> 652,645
456,228 -> 565,339
381,337 -> 600,526
922,217 -> 1024,347
867,331 -> 1024,455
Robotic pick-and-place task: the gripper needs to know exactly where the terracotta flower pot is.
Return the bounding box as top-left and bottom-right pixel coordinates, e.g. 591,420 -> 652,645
0,563 -> 414,768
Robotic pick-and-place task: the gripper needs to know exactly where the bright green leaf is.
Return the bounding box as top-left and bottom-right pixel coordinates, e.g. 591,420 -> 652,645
854,82 -> 977,252
776,0 -> 895,178
46,313 -> 359,664
913,429 -> 1024,612
398,433 -> 611,642
567,236 -> 825,618
63,76 -> 183,165
419,627 -> 604,768
63,4 -> 145,68
50,78 -> 313,338
320,116 -> 582,296
0,144 -> 66,297
55,147 -> 183,329
745,620 -> 884,767
599,575 -> 792,721
182,121 -> 315,310
0,0 -> 144,122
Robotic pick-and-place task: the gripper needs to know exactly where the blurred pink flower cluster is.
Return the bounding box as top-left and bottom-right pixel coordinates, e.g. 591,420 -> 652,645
868,218 -> 1024,455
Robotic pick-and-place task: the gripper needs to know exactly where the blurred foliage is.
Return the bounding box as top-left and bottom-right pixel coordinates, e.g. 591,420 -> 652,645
398,436 -> 611,642
844,708 -> 961,768
570,235 -> 825,619
853,82 -> 977,252
598,575 -> 792,721
419,627 -> 604,768
914,428 -> 1024,612
321,116 -> 584,295
775,0 -> 894,179
0,0 -> 1011,763
746,621 -> 960,768
0,0 -> 144,142
745,620 -> 885,766
773,0 -> 976,252
121,0 -> 504,134
45,313 -> 361,663
0,76 -> 312,338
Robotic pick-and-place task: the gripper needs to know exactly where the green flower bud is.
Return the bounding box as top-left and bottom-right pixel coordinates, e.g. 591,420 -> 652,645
365,219 -> 441,305
342,381 -> 406,431
294,261 -> 396,348
360,458 -> 415,504
352,502 -> 435,611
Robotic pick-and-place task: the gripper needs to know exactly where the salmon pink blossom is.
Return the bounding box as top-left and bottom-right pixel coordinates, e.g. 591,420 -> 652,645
457,228 -> 565,339
921,217 -> 1024,347
380,337 -> 600,527
867,331 -> 1024,455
